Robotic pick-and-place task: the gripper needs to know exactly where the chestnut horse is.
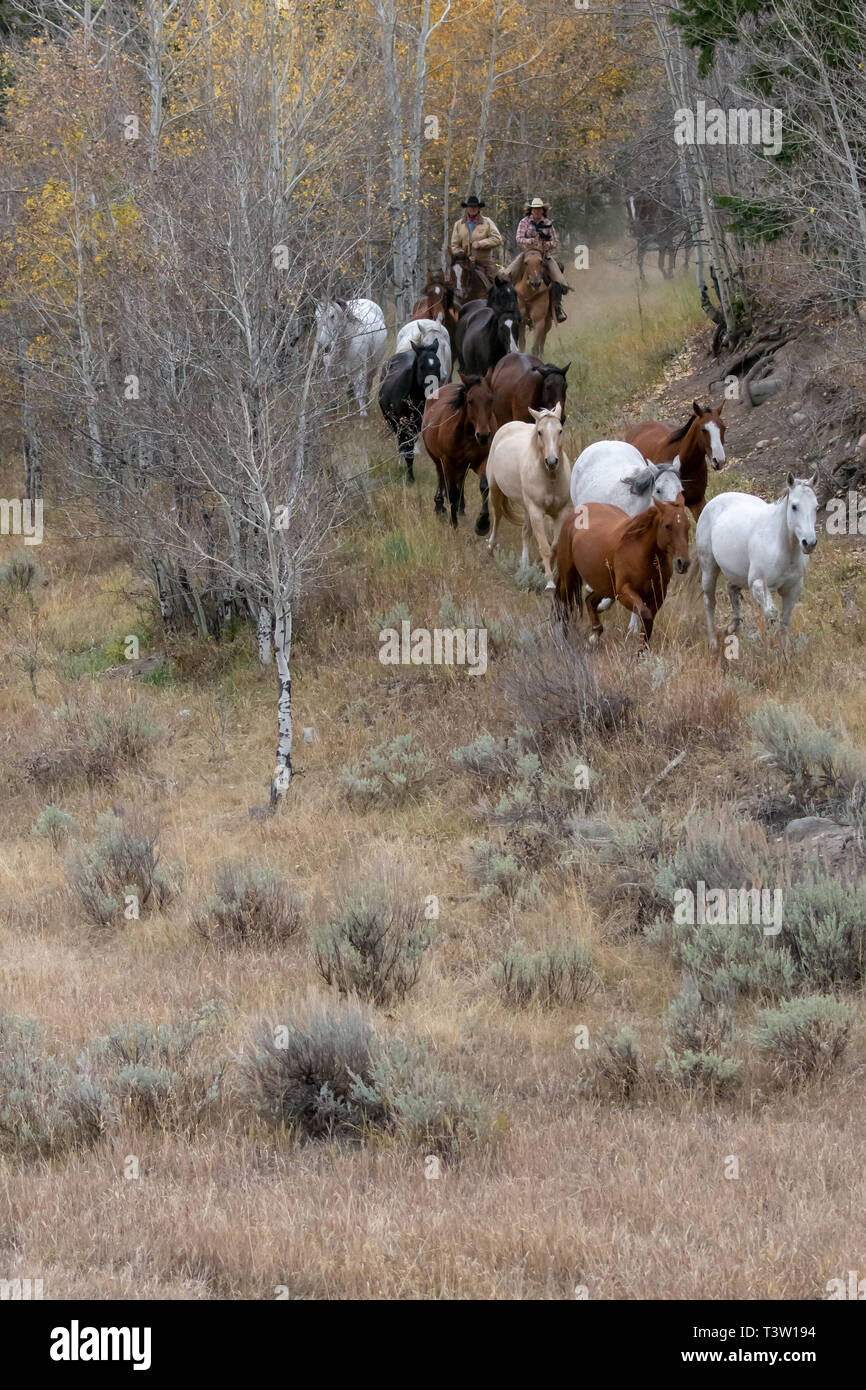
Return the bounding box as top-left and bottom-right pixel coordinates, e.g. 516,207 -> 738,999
420,371 -> 498,528
626,401 -> 726,522
554,496 -> 691,648
412,273 -> 459,345
511,250 -> 554,356
449,250 -> 495,306
490,352 -> 569,426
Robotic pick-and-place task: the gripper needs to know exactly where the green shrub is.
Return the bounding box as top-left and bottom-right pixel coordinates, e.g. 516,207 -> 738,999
749,703 -> 866,819
449,729 -> 533,782
67,811 -> 179,926
439,592 -> 505,650
32,805 -> 79,850
491,940 -> 598,1008
466,840 -> 526,903
752,995 -> 856,1081
313,884 -> 433,1004
340,733 -> 432,808
656,1049 -> 742,1096
194,865 -> 304,948
25,693 -> 163,789
494,551 -> 549,593
663,976 -> 734,1054
0,1015 -> 107,1157
780,876 -> 866,989
591,1026 -> 643,1100
0,551 -> 43,594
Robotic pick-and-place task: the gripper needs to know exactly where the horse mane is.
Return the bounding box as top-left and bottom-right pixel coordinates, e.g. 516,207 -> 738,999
626,467 -> 655,497
665,414 -> 696,445
620,506 -> 660,542
538,363 -> 566,377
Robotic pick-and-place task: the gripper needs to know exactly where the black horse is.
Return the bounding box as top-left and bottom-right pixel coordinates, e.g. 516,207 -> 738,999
454,276 -> 521,377
378,341 -> 445,483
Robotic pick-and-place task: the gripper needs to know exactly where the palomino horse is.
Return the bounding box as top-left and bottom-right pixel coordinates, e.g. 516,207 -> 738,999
420,371 -> 498,528
696,473 -> 817,651
626,401 -> 726,522
490,353 -> 569,426
555,496 -> 691,648
449,250 -> 496,306
412,275 -> 459,345
314,298 -> 387,417
511,250 -> 554,356
378,341 -> 446,484
485,404 -> 572,588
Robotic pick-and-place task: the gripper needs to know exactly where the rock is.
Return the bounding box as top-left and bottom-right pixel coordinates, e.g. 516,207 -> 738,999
756,439 -> 771,450
749,378 -> 781,405
571,818 -> 615,841
248,805 -> 273,821
791,412 -> 807,426
784,816 -> 844,841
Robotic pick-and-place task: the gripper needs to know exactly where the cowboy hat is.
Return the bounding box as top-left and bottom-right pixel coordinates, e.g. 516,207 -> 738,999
525,197 -> 549,211
461,195 -> 486,208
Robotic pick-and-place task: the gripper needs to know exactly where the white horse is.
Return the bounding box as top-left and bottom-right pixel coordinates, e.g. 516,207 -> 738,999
570,440 -> 683,514
485,404 -> 572,588
571,441 -> 684,627
315,298 -> 387,417
395,318 -> 452,381
696,473 -> 818,650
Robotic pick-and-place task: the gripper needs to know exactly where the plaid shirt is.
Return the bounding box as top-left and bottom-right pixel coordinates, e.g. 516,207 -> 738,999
516,214 -> 559,252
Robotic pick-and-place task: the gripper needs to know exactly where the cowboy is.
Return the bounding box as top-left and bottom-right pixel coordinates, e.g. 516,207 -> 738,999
450,195 -> 504,292
506,197 -> 569,322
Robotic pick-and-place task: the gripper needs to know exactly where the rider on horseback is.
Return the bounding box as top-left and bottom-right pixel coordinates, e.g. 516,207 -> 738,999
506,197 -> 568,323
450,195 -> 504,293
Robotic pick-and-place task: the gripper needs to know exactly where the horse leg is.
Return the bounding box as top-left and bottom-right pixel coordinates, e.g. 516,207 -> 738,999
486,481 -> 503,554
448,476 -> 462,529
619,583 -> 655,648
726,583 -> 743,637
398,416 -> 415,483
750,577 -> 778,630
526,501 -> 555,588
433,457 -> 447,517
701,559 -> 720,649
779,578 -> 803,647
586,591 -> 605,644
475,472 -> 491,537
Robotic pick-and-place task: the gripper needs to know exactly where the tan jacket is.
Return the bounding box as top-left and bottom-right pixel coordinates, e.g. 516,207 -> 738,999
450,213 -> 503,264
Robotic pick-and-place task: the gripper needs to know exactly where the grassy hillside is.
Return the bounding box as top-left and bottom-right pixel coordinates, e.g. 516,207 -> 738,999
2,249 -> 866,1300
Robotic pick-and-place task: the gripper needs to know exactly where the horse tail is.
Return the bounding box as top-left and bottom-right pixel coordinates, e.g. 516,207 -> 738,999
497,492 -> 524,527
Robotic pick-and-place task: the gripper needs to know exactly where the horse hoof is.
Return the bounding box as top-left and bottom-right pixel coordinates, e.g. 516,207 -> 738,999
475,515 -> 491,537
589,633 -> 600,646
545,579 -> 555,590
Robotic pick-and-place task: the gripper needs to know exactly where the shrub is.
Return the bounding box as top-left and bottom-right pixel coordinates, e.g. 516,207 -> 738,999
25,692 -> 163,789
0,551 -> 43,594
89,1007 -> 227,1124
494,550 -> 548,594
67,811 -> 179,927
370,602 -> 411,636
313,883 -> 433,1004
466,840 -> 525,903
749,703 -> 866,819
752,995 -> 856,1082
656,1049 -> 742,1097
663,976 -> 734,1054
32,805 -> 79,850
449,729 -> 533,782
243,1004 -> 488,1158
491,940 -> 598,1008
780,875 -> 866,989
194,866 -> 304,949
497,630 -> 630,749
0,1015 -> 108,1157
591,1026 -> 643,1100
340,733 -> 432,809
439,591 -> 505,651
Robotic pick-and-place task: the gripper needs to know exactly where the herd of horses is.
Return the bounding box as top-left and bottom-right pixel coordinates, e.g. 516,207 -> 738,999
313,252 -> 819,652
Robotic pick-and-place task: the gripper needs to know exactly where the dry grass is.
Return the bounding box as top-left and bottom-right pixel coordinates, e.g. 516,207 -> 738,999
2,255 -> 866,1299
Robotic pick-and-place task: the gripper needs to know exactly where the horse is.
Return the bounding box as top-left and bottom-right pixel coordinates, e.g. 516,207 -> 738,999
485,404 -> 572,588
420,371 -> 497,529
511,250 -> 554,356
490,352 -> 569,427
454,282 -> 521,377
449,251 -> 495,306
696,473 -> 817,651
411,275 -> 459,346
378,341 -> 446,484
570,441 -> 682,515
314,298 -> 387,417
626,401 -> 726,522
395,318 -> 452,381
626,188 -> 692,281
554,496 -> 691,648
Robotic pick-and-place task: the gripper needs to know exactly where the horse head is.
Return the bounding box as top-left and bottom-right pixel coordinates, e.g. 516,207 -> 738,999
491,306 -> 520,356
412,340 -> 444,393
487,274 -> 519,315
315,299 -> 347,360
785,472 -> 818,554
694,399 -> 726,469
652,495 -> 691,573
538,363 -> 569,420
529,403 -> 564,473
521,251 -> 546,292
460,371 -> 496,446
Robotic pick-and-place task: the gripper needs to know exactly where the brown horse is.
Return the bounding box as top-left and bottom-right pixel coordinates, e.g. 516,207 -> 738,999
511,250 -> 554,356
420,371 -> 498,528
626,401 -> 726,522
554,496 -> 691,647
449,250 -> 495,306
412,274 -> 459,344
490,352 -> 569,426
